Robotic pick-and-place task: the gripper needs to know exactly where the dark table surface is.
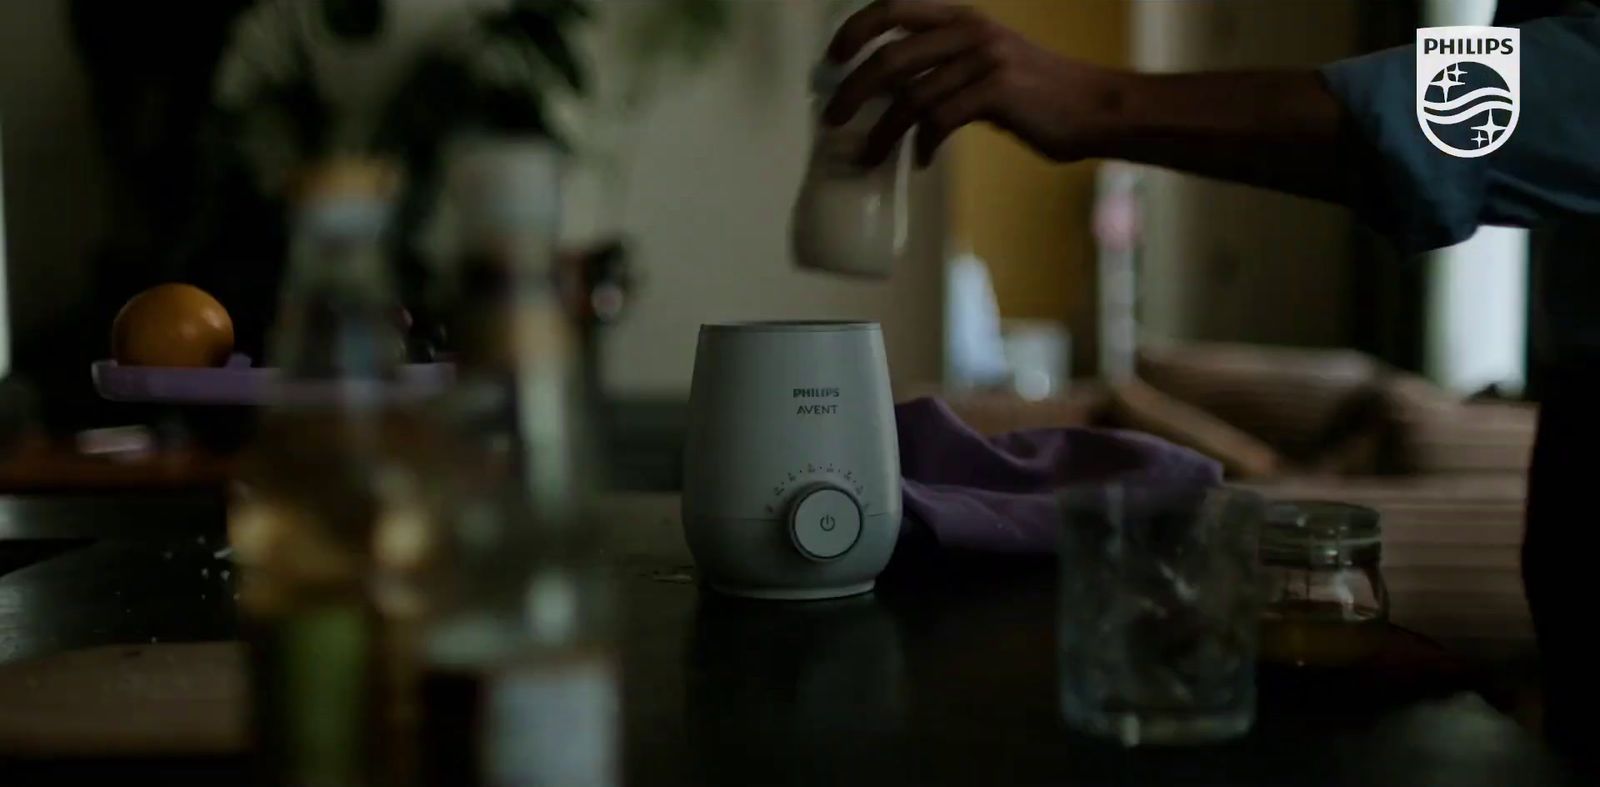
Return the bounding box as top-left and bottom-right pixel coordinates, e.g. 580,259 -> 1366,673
0,493 -> 1581,786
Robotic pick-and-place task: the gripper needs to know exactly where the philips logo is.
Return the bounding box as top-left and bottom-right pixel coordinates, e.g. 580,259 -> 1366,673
792,388 -> 840,398
1416,26 -> 1520,158
1421,37 -> 1514,56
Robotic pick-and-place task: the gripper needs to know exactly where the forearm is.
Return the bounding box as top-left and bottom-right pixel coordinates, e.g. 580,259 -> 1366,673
827,1 -> 1600,253
1080,69 -> 1352,205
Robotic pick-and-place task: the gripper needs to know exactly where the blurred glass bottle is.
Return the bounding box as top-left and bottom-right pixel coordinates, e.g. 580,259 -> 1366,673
229,157 -> 440,787
419,136 -> 618,787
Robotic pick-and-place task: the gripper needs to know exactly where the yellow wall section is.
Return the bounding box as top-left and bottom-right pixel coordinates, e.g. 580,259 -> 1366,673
951,0 -> 1129,330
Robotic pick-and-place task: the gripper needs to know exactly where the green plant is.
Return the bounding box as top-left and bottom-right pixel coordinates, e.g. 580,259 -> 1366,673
207,0 -> 735,347
216,0 -> 595,175
615,0 -> 735,109
216,0 -> 742,171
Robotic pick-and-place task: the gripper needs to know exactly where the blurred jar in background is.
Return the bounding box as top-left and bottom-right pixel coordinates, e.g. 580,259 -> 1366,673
419,136 -> 618,787
1259,501 -> 1390,669
1002,320 -> 1071,401
229,157 -> 444,787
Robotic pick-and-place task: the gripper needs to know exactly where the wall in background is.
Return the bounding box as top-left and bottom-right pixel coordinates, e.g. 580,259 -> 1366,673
1131,0 -> 1360,348
571,2 -> 946,396
950,0 -> 1130,358
0,0 -> 107,358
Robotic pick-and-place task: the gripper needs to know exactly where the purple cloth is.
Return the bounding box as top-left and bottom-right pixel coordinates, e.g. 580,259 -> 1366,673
896,397 -> 1222,555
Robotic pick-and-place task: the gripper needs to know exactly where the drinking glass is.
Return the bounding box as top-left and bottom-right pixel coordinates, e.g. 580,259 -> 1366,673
1057,483 -> 1263,746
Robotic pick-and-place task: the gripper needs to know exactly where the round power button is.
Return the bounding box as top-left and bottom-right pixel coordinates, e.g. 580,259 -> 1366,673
788,486 -> 863,561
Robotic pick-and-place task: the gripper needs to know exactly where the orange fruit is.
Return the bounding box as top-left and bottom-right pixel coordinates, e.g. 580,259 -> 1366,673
111,284 -> 235,367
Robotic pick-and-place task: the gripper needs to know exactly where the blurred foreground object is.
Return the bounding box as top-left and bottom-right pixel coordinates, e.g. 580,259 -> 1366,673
229,156 -> 443,786
1059,484 -> 1264,746
111,284 -> 235,368
422,136 -> 618,786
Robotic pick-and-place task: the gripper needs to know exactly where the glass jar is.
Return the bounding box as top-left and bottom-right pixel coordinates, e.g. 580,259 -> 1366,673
231,157 -> 439,787
419,138 -> 618,787
1259,501 -> 1389,668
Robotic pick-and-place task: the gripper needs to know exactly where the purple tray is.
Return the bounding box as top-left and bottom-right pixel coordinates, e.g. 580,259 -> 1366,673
92,355 -> 456,405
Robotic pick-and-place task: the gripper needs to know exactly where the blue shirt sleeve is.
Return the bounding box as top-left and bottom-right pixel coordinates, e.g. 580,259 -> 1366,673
1319,11 -> 1600,252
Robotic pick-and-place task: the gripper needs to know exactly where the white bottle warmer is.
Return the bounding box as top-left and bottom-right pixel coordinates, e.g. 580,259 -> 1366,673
682,321 -> 901,600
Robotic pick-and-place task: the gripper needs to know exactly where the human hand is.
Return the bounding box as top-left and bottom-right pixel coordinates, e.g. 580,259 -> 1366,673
824,0 -> 1121,167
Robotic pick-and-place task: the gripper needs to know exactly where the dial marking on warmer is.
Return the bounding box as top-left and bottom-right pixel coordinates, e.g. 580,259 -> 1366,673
807,464 -> 814,472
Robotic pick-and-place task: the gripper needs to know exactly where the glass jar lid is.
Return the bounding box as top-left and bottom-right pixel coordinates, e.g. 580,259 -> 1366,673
1261,501 -> 1381,568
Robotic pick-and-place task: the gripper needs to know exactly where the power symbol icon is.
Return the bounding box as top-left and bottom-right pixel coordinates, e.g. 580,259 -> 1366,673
789,488 -> 861,562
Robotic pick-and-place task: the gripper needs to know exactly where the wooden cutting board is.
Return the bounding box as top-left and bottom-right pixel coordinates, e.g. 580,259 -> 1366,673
0,641 -> 246,757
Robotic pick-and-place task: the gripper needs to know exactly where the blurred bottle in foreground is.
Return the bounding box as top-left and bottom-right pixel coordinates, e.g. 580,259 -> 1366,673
229,157 -> 442,787
419,136 -> 618,787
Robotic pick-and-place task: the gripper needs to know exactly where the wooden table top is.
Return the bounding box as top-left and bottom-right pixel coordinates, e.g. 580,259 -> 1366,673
0,493 -> 1580,785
